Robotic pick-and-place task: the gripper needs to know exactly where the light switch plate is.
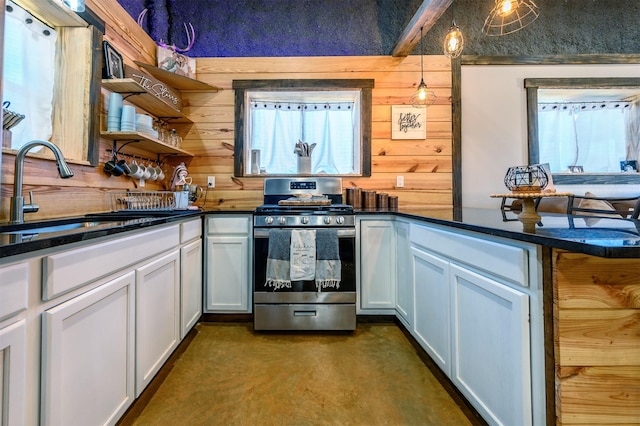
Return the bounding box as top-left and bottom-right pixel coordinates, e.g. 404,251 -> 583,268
396,176 -> 404,188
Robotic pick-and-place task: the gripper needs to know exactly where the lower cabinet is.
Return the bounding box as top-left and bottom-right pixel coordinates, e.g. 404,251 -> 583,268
395,220 -> 412,328
409,222 -> 537,426
41,272 -> 135,426
135,250 -> 180,397
450,264 -> 531,426
411,246 -> 451,376
0,319 -> 27,426
359,218 -> 396,312
204,215 -> 252,313
180,239 -> 202,338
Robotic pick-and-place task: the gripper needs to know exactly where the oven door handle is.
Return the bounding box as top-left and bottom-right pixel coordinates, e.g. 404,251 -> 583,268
253,228 -> 355,238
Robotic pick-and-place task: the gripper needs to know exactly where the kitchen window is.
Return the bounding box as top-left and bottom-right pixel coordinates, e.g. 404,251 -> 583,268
233,79 -> 373,177
3,1 -> 57,150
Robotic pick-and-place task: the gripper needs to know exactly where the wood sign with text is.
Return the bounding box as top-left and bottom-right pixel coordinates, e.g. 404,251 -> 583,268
124,65 -> 183,112
391,105 -> 426,140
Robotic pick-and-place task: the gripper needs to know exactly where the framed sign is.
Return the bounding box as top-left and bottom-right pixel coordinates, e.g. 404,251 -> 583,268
103,41 -> 124,79
391,105 -> 426,140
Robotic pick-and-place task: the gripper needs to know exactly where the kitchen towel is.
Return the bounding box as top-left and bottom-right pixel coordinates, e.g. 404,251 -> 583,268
290,229 -> 316,281
315,229 -> 341,291
265,229 -> 292,290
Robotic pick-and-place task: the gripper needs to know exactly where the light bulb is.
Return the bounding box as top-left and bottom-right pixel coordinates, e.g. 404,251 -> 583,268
498,0 -> 516,16
443,22 -> 464,59
418,88 -> 427,101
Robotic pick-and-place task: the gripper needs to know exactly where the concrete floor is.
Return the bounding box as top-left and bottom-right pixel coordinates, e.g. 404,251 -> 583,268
126,322 -> 473,426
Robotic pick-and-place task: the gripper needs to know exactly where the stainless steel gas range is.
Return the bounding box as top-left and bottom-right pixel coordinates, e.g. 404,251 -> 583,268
253,177 -> 356,331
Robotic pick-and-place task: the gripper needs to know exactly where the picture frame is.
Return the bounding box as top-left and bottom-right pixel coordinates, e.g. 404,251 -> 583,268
391,105 -> 426,140
620,160 -> 638,173
157,46 -> 196,79
103,41 -> 124,79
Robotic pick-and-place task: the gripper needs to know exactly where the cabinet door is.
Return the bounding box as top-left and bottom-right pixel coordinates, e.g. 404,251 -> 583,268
41,272 -> 135,426
360,220 -> 396,310
205,235 -> 250,312
136,250 -> 180,397
0,320 -> 27,426
181,239 -> 202,338
450,264 -> 531,426
395,221 -> 412,328
411,246 -> 451,376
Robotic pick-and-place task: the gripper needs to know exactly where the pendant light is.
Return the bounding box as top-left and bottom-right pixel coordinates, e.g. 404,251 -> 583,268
483,0 -> 539,36
62,0 -> 85,12
411,27 -> 436,108
443,2 -> 464,58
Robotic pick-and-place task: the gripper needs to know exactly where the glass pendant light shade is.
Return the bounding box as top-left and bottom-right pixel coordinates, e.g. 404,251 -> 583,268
443,20 -> 464,58
483,0 -> 539,36
411,27 -> 436,108
62,0 -> 85,12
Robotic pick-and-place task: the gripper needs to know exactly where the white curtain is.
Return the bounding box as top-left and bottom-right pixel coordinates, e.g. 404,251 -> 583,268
538,103 -> 630,173
2,1 -> 57,149
625,100 -> 640,165
249,101 -> 356,174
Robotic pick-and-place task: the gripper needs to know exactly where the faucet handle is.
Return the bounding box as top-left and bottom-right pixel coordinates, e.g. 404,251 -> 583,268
24,191 -> 39,214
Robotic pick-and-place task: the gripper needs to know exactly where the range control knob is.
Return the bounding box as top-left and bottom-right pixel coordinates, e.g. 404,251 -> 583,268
323,216 -> 332,224
301,216 -> 309,224
265,216 -> 274,225
279,216 -> 287,225
336,216 -> 345,225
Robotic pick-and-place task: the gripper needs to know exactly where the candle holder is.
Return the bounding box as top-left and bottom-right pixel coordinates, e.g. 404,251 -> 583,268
504,165 -> 548,193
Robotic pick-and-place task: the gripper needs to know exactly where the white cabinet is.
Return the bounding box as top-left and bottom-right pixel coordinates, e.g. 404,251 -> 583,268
41,272 -> 135,426
0,320 -> 27,426
181,238 -> 202,338
135,250 -> 180,397
204,216 -> 252,313
180,218 -> 202,338
359,218 -> 396,313
408,222 -> 540,426
411,246 -> 451,376
395,220 -> 412,328
450,264 -> 531,426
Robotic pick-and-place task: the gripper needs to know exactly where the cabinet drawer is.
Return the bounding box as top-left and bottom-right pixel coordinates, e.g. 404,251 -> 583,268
0,262 -> 28,321
180,218 -> 202,243
410,223 -> 529,286
206,216 -> 250,235
43,225 -> 180,301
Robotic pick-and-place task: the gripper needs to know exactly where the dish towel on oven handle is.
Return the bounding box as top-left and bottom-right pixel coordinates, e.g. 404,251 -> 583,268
266,229 -> 292,290
290,229 -> 316,281
315,228 -> 341,291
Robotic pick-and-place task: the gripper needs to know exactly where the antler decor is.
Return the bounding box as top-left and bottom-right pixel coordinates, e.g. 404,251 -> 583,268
136,8 -> 195,53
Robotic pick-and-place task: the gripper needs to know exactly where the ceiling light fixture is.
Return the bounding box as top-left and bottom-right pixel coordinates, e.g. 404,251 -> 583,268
482,0 -> 539,36
62,0 -> 85,12
411,26 -> 436,108
443,2 -> 464,58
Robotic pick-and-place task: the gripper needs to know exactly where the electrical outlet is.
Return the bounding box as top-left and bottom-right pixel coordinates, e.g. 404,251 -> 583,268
207,176 -> 215,188
396,176 -> 404,188
139,178 -> 145,188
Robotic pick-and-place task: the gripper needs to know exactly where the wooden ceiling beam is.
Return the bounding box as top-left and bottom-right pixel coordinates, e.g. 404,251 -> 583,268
391,0 -> 453,57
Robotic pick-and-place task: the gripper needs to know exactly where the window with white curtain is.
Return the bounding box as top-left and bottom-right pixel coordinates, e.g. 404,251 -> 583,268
233,79 -> 374,177
2,0 -> 57,150
247,92 -> 359,175
538,101 -> 634,173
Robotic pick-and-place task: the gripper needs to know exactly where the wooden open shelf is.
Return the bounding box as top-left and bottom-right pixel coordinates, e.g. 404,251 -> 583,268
100,131 -> 194,157
101,79 -> 192,123
134,61 -> 222,91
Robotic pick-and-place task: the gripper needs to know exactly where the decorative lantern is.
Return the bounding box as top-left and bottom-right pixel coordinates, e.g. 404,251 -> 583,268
504,165 -> 548,192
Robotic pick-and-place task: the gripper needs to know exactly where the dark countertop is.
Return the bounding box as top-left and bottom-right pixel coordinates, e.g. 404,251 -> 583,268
1,207 -> 638,259
359,207 -> 640,258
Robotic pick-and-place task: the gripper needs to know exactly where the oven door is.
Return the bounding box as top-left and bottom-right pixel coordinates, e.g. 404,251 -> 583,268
253,227 -> 356,303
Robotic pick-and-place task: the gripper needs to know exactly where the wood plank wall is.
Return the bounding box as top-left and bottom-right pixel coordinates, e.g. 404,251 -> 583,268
553,250 -> 640,425
182,56 -> 453,210
0,0 -> 453,221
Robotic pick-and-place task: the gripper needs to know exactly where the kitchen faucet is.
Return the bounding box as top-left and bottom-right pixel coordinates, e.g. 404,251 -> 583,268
10,140 -> 74,224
